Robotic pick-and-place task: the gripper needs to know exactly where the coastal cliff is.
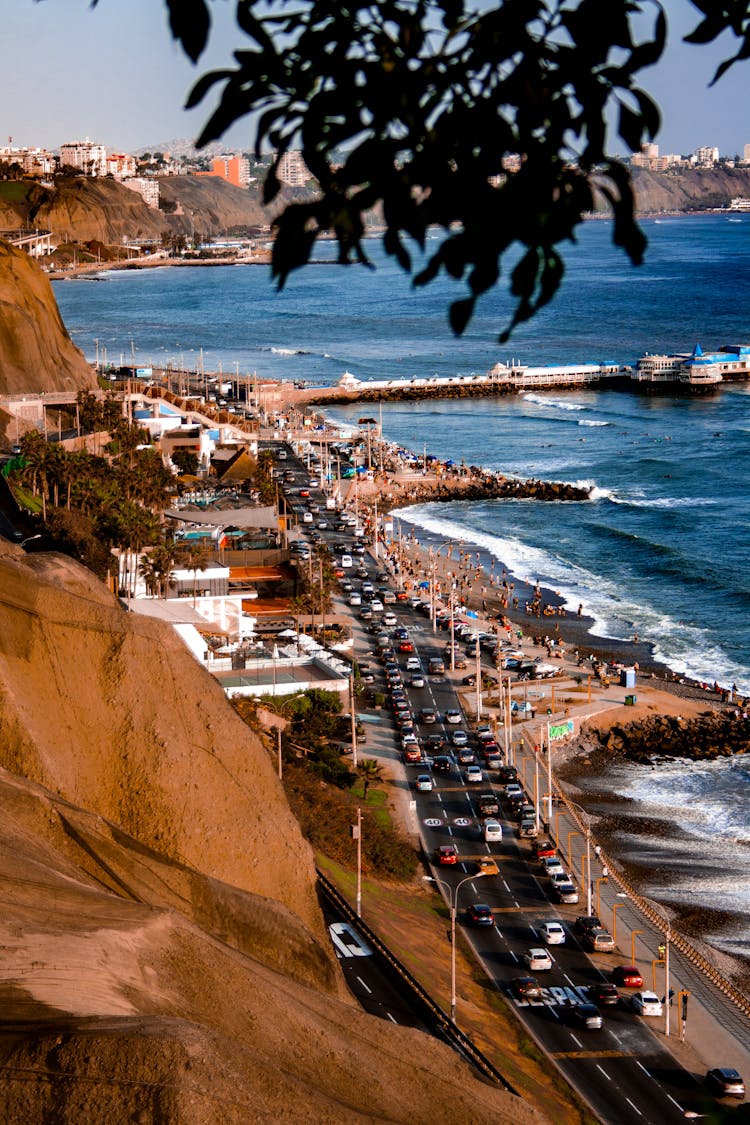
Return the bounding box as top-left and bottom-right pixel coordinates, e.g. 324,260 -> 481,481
0,239 -> 96,395
0,548 -> 542,1120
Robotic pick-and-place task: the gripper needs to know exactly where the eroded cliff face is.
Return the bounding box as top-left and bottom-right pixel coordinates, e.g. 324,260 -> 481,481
0,240 -> 96,395
0,543 -> 544,1124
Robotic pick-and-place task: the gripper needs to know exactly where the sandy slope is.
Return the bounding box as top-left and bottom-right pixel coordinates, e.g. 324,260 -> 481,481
0,541 -> 544,1123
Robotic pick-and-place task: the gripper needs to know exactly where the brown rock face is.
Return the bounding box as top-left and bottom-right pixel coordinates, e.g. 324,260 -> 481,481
0,543 -> 544,1123
0,239 -> 96,395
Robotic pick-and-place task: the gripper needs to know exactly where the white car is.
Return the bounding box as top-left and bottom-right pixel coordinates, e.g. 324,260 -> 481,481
405,656 -> 421,671
349,592 -> 362,606
465,765 -> 483,784
523,948 -> 553,972
550,870 -> 572,889
444,708 -> 462,724
370,599 -> 384,612
416,774 -> 433,792
539,921 -> 566,945
541,856 -> 564,877
632,991 -> 663,1017
383,611 -> 398,626
483,818 -> 503,842
451,729 -> 468,747
505,783 -> 524,799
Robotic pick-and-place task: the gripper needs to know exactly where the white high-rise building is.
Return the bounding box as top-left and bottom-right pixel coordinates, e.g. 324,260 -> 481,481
691,145 -> 719,167
59,139 -> 108,176
276,150 -> 310,187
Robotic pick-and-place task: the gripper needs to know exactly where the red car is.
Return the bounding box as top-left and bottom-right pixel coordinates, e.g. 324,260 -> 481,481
404,746 -> 422,763
611,965 -> 644,988
396,591 -> 409,601
398,640 -> 414,653
436,845 -> 458,865
532,839 -> 557,861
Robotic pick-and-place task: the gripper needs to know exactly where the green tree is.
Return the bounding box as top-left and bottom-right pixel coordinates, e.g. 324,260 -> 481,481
357,757 -> 383,801
171,448 -> 199,475
137,0 -> 750,340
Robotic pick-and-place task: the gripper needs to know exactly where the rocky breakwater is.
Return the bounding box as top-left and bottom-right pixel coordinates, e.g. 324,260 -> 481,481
373,471 -> 591,513
590,711 -> 750,765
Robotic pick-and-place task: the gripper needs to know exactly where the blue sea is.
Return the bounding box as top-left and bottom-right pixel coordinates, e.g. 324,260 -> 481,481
53,216 -> 750,954
55,215 -> 750,698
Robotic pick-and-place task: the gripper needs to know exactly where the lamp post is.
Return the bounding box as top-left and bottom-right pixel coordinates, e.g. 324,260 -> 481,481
612,902 -> 624,944
567,799 -> 593,916
631,929 -> 644,965
426,870 -> 485,1024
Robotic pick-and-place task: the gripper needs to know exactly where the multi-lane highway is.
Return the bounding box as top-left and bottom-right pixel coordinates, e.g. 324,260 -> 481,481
281,446 -> 746,1124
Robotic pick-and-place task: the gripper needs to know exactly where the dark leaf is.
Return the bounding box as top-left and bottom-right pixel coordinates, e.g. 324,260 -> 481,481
166,0 -> 211,63
449,296 -> 476,336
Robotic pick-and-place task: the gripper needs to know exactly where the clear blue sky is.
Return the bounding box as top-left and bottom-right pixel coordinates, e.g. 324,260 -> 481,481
4,0 -> 750,156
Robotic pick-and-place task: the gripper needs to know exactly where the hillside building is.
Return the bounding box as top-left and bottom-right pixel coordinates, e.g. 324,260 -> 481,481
0,146 -> 56,176
276,150 -> 310,187
59,139 -> 107,177
691,145 -> 719,167
123,177 -> 160,209
209,155 -> 251,187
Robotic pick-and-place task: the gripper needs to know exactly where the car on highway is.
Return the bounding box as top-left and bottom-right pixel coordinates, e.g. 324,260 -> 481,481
540,856 -> 565,877
478,793 -> 500,817
444,708 -> 462,724
466,903 -> 494,927
551,879 -> 579,905
583,929 -> 616,953
348,592 -> 362,605
550,871 -> 573,891
705,1068 -> 746,1099
632,991 -> 663,1017
519,817 -> 538,838
416,774 -> 433,792
588,982 -> 620,1007
427,657 -> 446,674
433,755 -> 453,774
405,656 -> 421,671
611,965 -> 644,988
532,839 -> 556,860
538,921 -> 566,945
483,819 -> 503,842
451,729 -> 468,746
477,857 -> 500,876
568,1002 -> 603,1031
370,598 -> 384,611
436,845 -> 458,865
404,745 -> 423,763
383,611 -> 398,627
401,732 -> 418,747
523,948 -> 553,971
574,915 -> 603,938
465,764 -> 483,784
505,782 -> 524,800
510,976 -> 542,1000
419,706 -> 438,724
457,747 -> 476,765
399,639 -> 415,653
410,674 -> 426,688
426,733 -> 446,752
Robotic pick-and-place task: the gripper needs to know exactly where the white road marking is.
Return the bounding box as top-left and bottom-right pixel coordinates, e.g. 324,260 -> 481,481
596,1064 -> 611,1081
436,792 -> 443,803
513,900 -> 520,908
563,973 -> 575,986
460,862 -> 468,872
635,1061 -> 653,1079
446,825 -> 453,836
529,923 -> 537,935
509,951 -> 518,963
625,1098 -> 642,1116
356,976 -> 372,994
570,1035 -> 583,1049
666,1094 -> 683,1111
386,1012 -> 397,1023
503,881 -> 511,892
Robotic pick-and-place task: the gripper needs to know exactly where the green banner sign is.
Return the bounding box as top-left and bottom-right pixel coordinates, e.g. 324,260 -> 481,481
549,719 -> 574,741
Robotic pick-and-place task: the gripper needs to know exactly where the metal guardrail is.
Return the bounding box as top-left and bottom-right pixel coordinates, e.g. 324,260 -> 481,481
316,868 -> 518,1093
532,742 -> 750,1021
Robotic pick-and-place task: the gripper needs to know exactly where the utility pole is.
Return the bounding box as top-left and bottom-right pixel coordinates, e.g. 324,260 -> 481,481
351,808 -> 363,917
350,673 -> 358,768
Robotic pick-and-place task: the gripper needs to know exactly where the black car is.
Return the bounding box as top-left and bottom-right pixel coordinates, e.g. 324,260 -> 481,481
568,1002 -> 603,1030
426,733 -> 446,752
466,903 -> 494,927
498,766 -> 519,783
706,1068 -> 745,1098
587,982 -> 620,1007
510,976 -> 542,1000
433,755 -> 453,773
574,915 -> 603,938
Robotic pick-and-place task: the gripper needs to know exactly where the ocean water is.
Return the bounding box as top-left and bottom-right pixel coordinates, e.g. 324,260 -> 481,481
54,218 -> 750,693
53,216 -> 750,942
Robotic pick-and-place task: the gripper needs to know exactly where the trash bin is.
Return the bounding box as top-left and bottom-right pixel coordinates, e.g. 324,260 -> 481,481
624,694 -> 636,706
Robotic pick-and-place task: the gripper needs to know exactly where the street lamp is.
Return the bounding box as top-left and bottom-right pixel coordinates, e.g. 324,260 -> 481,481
567,799 -> 593,916
425,870 -> 486,1024
631,929 -> 644,964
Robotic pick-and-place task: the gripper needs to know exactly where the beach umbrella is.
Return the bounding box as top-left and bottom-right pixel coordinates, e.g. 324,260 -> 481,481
419,580 -> 430,589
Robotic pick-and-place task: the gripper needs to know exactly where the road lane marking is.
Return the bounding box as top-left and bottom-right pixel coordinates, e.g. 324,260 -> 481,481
447,825 -> 453,836
503,881 -> 511,892
635,1061 -> 653,1080
666,1095 -> 683,1111
356,976 -> 372,994
551,1051 -> 635,1059
386,1012 -> 397,1023
596,1064 -> 611,1081
570,1035 -> 583,1049
329,923 -> 373,958
625,1098 -> 642,1116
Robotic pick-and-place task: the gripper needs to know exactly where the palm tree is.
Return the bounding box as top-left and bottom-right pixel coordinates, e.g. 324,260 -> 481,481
357,758 -> 383,801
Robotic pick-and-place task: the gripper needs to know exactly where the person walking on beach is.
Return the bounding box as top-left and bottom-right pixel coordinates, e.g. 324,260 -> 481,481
594,844 -> 602,863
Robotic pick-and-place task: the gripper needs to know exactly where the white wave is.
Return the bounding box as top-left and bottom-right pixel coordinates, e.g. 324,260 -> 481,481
394,503 -> 750,694
523,393 -> 586,411
578,419 -> 610,427
271,346 -> 304,356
